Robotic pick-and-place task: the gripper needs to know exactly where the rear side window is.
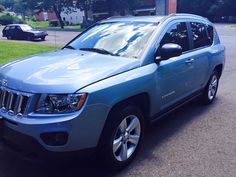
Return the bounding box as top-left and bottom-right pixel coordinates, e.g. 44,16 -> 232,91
190,22 -> 209,49
206,24 -> 214,45
160,22 -> 190,52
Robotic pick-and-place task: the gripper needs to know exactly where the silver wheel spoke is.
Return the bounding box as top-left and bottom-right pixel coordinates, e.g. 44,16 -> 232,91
113,137 -> 122,153
208,75 -> 218,100
211,80 -> 217,87
127,118 -> 139,133
113,115 -> 141,162
120,143 -> 128,161
128,134 -> 140,145
119,119 -> 127,133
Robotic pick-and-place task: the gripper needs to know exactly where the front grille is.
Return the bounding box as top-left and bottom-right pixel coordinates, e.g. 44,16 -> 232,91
0,87 -> 30,116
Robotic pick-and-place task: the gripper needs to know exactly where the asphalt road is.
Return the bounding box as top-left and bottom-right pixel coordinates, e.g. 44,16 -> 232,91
0,24 -> 236,177
0,26 -> 79,47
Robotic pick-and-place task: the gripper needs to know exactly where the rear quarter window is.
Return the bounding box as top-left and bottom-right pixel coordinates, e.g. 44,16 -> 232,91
206,24 -> 214,45
190,22 -> 209,49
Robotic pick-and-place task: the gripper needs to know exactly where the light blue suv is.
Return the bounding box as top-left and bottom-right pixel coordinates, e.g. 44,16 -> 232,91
0,14 -> 225,169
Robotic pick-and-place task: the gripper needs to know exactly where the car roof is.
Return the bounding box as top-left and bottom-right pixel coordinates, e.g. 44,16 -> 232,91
6,24 -> 30,27
102,13 -> 210,24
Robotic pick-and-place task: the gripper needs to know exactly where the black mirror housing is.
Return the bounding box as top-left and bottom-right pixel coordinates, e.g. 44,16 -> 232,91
159,43 -> 183,60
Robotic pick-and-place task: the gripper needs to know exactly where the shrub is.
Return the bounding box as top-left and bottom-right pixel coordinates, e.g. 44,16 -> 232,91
49,20 -> 59,27
0,5 -> 5,12
0,14 -> 24,25
0,14 -> 14,25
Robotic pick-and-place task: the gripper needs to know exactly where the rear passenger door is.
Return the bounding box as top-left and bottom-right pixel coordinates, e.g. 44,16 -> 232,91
187,22 -> 212,91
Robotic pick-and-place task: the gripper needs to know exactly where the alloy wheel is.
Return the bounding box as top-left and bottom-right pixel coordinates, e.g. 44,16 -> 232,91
208,75 -> 218,100
112,115 -> 141,162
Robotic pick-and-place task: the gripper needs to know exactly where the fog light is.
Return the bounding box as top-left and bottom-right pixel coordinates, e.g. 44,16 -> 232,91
40,132 -> 68,146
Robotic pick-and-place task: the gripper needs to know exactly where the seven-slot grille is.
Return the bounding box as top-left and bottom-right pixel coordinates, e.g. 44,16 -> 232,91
0,87 -> 30,116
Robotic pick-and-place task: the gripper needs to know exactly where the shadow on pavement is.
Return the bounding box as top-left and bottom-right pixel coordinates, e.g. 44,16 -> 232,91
0,99 -> 217,177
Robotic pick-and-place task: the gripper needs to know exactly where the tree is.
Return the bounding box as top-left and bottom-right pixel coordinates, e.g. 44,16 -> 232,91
0,0 -> 14,9
177,0 -> 236,20
23,0 -> 75,28
75,0 -> 141,21
0,4 -> 5,12
75,0 -> 94,21
212,0 -> 236,16
13,0 -> 33,20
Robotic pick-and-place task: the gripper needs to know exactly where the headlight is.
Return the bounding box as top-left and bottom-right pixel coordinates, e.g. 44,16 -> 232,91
36,93 -> 87,114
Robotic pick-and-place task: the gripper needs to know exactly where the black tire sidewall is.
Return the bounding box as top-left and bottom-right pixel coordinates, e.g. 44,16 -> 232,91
99,105 -> 145,170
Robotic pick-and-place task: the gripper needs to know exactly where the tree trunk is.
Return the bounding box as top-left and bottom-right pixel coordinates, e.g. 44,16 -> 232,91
53,5 -> 64,29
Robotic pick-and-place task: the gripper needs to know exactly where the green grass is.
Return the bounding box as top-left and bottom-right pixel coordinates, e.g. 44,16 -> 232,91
231,25 -> 236,28
26,20 -> 81,30
26,20 -> 49,28
0,41 -> 58,64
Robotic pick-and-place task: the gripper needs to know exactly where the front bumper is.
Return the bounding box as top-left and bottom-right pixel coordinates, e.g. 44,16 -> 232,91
33,33 -> 48,38
0,103 -> 110,158
0,119 -> 95,161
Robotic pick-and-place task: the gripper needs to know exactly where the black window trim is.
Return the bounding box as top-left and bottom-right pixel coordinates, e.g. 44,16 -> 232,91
186,21 -> 212,53
157,21 -> 192,56
205,23 -> 214,46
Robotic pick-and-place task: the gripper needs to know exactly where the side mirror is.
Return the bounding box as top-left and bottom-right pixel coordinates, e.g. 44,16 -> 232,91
156,43 -> 183,62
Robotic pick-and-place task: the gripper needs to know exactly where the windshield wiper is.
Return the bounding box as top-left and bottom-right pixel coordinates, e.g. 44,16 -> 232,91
64,45 -> 76,50
79,48 -> 117,56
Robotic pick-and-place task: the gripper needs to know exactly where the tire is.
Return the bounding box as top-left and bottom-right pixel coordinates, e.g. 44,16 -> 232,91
98,105 -> 145,170
27,36 -> 33,41
41,36 -> 45,41
201,71 -> 219,104
7,36 -> 12,40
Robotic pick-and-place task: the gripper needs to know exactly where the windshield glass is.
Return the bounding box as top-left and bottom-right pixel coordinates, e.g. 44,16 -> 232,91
21,25 -> 33,31
68,22 -> 158,59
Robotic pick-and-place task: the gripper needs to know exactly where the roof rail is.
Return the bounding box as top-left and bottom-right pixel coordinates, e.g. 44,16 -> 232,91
106,15 -> 134,20
168,13 -> 209,20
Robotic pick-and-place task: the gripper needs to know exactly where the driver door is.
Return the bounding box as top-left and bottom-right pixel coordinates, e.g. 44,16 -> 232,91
156,22 -> 195,110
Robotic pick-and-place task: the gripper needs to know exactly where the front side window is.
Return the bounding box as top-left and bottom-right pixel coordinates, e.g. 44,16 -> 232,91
190,22 -> 208,49
67,22 -> 158,59
160,22 -> 190,52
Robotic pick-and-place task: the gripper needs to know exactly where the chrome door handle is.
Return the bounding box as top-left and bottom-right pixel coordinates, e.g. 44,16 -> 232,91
185,59 -> 195,64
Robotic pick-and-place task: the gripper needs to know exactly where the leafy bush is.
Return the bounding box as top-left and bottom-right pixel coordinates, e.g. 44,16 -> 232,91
0,14 -> 24,25
49,20 -> 60,27
0,5 -> 5,12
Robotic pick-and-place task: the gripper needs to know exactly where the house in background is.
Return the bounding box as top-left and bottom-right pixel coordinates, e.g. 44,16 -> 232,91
35,0 -> 177,24
36,8 -> 84,25
91,0 -> 177,21
134,0 -> 177,15
36,12 -> 57,21
61,8 -> 84,25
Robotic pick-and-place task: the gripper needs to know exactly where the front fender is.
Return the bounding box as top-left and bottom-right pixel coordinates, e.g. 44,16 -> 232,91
79,64 -> 158,116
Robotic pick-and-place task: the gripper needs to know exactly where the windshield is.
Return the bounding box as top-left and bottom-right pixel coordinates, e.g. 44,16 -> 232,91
67,22 -> 158,59
21,25 -> 33,31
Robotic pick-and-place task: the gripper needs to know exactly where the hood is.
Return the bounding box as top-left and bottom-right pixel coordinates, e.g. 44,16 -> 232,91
0,49 -> 140,93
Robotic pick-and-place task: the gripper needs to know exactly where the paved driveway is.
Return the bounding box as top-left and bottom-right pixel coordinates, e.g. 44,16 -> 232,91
0,26 -> 79,47
0,24 -> 236,177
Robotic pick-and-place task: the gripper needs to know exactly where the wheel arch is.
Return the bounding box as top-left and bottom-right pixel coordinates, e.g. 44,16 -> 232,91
96,92 -> 151,149
107,93 -> 151,121
213,64 -> 223,78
